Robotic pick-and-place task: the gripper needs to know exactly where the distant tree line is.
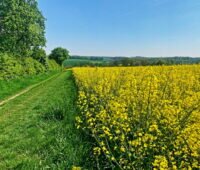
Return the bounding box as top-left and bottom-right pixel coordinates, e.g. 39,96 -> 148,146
65,56 -> 200,68
71,56 -> 105,61
109,57 -> 200,66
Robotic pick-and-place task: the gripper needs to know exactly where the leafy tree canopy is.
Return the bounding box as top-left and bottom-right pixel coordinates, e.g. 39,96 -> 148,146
31,47 -> 47,65
0,0 -> 46,57
49,47 -> 70,65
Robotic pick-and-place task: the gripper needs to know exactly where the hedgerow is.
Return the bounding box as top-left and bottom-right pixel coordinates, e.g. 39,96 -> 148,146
47,59 -> 61,71
0,53 -> 60,80
22,57 -> 45,75
0,53 -> 23,80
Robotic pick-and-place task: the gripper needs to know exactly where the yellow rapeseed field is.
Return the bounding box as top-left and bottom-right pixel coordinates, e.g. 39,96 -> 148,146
73,65 -> 200,170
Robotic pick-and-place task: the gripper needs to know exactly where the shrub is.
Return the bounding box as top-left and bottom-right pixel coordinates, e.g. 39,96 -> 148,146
0,53 -> 23,80
0,54 -> 49,80
47,59 -> 61,71
21,57 -> 46,75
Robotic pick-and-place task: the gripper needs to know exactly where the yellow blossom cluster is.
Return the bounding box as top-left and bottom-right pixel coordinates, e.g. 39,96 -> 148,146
73,65 -> 200,169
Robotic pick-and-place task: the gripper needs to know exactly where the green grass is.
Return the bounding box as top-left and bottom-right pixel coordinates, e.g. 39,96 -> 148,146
0,71 -> 58,101
0,71 -> 91,169
63,58 -> 107,67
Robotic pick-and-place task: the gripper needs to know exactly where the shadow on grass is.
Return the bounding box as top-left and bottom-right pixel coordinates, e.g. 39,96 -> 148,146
42,105 -> 65,121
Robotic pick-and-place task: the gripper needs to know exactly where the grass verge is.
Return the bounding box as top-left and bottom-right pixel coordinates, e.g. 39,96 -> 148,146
0,71 -> 58,101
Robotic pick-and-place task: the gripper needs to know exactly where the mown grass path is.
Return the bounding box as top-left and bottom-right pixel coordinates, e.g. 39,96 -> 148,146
0,73 -> 59,107
0,71 -> 90,169
0,72 -> 58,102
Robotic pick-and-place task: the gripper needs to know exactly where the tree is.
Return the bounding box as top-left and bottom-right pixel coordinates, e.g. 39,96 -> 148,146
0,0 -> 46,57
49,47 -> 70,65
31,47 -> 47,65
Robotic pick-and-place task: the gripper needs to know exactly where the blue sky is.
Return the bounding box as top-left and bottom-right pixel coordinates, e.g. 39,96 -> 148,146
38,0 -> 200,57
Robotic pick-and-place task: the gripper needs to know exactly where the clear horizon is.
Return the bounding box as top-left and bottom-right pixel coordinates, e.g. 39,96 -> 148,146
38,0 -> 200,57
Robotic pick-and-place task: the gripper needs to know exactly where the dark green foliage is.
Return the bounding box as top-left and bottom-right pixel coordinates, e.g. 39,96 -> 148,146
31,47 -> 47,65
42,106 -> 65,121
49,47 -> 70,65
0,0 -> 46,57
